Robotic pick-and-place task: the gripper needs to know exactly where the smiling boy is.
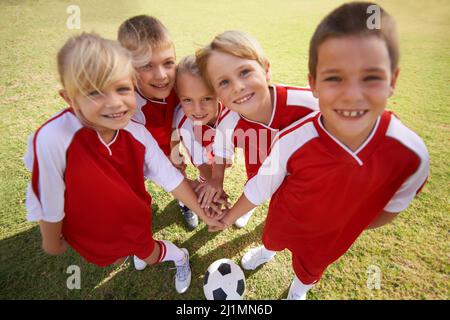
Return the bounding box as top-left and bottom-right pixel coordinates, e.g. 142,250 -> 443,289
214,2 -> 429,300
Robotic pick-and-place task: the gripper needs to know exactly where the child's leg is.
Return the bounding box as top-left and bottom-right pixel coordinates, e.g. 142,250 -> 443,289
179,201 -> 199,230
241,245 -> 276,270
287,275 -> 314,300
140,240 -> 191,294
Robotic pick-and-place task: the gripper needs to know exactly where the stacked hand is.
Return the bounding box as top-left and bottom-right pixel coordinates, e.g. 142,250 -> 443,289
195,179 -> 225,211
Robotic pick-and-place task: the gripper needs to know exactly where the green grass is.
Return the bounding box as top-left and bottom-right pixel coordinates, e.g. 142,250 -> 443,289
0,0 -> 449,300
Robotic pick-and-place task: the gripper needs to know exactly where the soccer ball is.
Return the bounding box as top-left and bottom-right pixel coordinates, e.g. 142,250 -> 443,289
203,258 -> 246,300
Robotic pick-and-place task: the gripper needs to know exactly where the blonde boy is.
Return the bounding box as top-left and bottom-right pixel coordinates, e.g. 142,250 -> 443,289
118,15 -> 198,258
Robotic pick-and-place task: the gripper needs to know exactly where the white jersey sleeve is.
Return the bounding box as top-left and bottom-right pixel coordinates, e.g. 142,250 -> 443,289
24,110 -> 82,223
126,122 -> 184,192
244,118 -> 319,205
132,92 -> 147,125
384,116 -> 430,213
213,109 -> 240,161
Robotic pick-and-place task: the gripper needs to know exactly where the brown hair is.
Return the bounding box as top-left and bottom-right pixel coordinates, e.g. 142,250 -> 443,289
309,2 -> 399,78
195,30 -> 269,90
117,15 -> 173,68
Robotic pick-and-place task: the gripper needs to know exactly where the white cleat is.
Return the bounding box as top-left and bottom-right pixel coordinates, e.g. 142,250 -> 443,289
174,248 -> 191,294
286,290 -> 308,300
133,255 -> 148,271
234,208 -> 255,228
286,277 -> 314,300
241,245 -> 276,270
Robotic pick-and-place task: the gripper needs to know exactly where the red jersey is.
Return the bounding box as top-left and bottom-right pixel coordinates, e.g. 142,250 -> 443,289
214,84 -> 318,179
24,109 -> 184,266
244,111 -> 429,284
133,88 -> 179,156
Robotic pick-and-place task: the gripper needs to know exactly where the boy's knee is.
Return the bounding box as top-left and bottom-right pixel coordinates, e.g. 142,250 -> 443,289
143,242 -> 161,265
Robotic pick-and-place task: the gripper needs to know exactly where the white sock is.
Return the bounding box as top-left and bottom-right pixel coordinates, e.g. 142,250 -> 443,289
288,275 -> 314,300
158,240 -> 185,265
261,246 -> 276,258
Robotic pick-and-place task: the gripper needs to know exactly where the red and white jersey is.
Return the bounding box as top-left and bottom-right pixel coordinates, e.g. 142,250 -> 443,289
24,108 -> 184,266
173,103 -> 223,166
244,111 -> 429,284
133,88 -> 179,156
214,84 -> 318,179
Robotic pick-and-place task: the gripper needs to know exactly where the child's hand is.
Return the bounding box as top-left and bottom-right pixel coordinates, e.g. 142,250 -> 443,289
203,215 -> 228,231
195,179 -> 225,210
205,195 -> 231,219
207,220 -> 230,232
187,179 -> 201,190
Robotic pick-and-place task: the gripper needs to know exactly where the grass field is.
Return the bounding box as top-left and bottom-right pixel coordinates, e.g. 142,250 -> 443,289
0,0 -> 449,300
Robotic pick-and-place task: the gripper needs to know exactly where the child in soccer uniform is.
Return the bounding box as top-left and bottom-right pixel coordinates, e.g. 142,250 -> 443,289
172,55 -> 230,224
118,15 -> 197,233
173,55 -> 223,184
195,30 -> 318,229
213,3 -> 429,300
24,33 -> 225,294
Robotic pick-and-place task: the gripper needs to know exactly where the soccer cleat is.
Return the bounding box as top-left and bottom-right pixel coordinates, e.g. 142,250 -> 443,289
286,282 -> 312,300
234,208 -> 255,228
241,245 -> 276,270
133,255 -> 147,271
174,248 -> 191,294
286,288 -> 308,300
180,204 -> 199,230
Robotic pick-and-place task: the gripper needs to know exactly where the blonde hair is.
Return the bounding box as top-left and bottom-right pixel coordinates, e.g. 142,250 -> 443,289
57,32 -> 135,100
118,15 -> 174,68
195,30 -> 269,89
176,55 -> 213,94
177,55 -> 200,77
309,2 -> 399,78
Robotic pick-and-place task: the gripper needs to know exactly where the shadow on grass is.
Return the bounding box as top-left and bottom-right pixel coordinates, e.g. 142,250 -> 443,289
0,202 -> 268,300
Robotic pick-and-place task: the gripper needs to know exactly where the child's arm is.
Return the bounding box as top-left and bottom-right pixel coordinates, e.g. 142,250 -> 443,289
366,211 -> 398,229
24,127 -> 68,256
39,220 -> 67,255
195,160 -> 227,209
197,163 -> 212,181
169,129 -> 187,174
367,132 -> 429,230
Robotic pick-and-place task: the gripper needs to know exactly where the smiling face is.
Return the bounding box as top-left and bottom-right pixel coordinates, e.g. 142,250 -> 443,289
309,35 -> 399,150
177,73 -> 219,126
136,44 -> 176,100
71,77 -> 136,142
206,51 -> 271,120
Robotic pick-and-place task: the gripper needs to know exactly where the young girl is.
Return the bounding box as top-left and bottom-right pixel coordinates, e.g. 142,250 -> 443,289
171,55 -> 231,227
24,33 -> 225,294
195,30 -> 318,229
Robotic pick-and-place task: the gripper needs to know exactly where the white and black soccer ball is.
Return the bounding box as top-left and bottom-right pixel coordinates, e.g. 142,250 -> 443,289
203,258 -> 246,300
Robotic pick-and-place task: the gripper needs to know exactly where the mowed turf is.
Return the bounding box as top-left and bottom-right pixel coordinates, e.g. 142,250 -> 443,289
0,0 -> 448,299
